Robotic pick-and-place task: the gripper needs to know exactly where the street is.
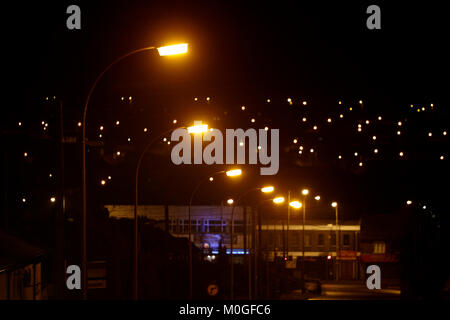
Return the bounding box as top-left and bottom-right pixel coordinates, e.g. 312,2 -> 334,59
309,281 -> 401,300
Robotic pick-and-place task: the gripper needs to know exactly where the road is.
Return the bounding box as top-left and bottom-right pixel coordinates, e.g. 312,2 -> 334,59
308,281 -> 401,300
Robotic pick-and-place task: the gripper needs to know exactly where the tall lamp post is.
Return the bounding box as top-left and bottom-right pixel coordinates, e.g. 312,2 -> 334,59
300,188 -> 309,292
229,186 -> 274,300
331,202 -> 339,281
188,168 -> 242,299
81,43 -> 188,299
133,123 -> 207,299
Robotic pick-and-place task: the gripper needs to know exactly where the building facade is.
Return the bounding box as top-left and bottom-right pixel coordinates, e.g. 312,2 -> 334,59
106,204 -> 361,280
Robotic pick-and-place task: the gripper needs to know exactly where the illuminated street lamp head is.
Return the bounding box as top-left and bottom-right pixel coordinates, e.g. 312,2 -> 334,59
314,195 -> 321,201
227,199 -> 234,205
226,169 -> 242,177
273,196 -> 285,204
406,200 -> 412,205
331,202 -> 338,208
261,186 -> 275,193
50,197 -> 56,203
157,43 -> 188,56
187,122 -> 208,134
302,189 -> 309,196
289,201 -> 302,209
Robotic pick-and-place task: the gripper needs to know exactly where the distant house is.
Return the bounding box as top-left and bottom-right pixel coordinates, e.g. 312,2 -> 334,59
0,230 -> 46,300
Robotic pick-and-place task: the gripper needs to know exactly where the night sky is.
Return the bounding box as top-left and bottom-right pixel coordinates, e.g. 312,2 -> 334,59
1,1 -> 448,228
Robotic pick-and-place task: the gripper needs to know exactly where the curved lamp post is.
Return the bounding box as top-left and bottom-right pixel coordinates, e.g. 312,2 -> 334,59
188,168 -> 241,299
134,123 -> 208,299
81,43 -> 188,299
229,186 -> 274,300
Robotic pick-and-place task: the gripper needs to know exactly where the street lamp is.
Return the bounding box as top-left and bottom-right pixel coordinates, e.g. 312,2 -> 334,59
133,122 -> 205,299
81,43 -> 188,299
188,168 -> 242,299
229,185 -> 274,300
331,202 -> 339,280
301,188 -> 309,293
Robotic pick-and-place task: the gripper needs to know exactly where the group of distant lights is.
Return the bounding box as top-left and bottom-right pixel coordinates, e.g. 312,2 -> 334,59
16,96 -> 447,207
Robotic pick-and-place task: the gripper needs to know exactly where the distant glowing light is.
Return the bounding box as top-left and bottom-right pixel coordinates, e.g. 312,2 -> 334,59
443,131 -> 447,136
50,197 -> 56,203
338,101 -> 342,105
359,100 -> 363,104
327,118 -> 332,123
99,126 -> 104,131
99,134 -> 102,138
116,121 -> 120,126
173,119 -> 177,124
108,176 -> 112,180
289,201 -> 302,209
302,189 -> 309,196
194,97 -> 198,101
293,139 -> 298,144
349,107 -> 353,111
338,155 -> 342,159
144,128 -> 148,132
374,149 -> 378,154
313,125 -> 318,130
100,180 -> 106,186
299,146 -> 304,150
77,122 -> 82,127
257,146 -> 262,150
241,106 -> 246,111
298,150 -> 303,154
365,120 -> 370,125
339,114 -> 344,119
128,96 -> 132,101
239,141 -> 244,147
226,169 -> 242,177
121,96 -> 125,101
359,162 -> 363,167
251,118 -> 256,123
421,107 -> 425,111
227,199 -> 234,205
378,116 -> 382,121
428,132 -> 432,137
398,121 -> 402,126
440,155 -> 445,160
302,117 -> 307,122
163,138 -> 167,142
267,99 -> 271,103
264,126 -> 269,131
273,197 -> 285,204
331,202 -> 337,208
116,151 -> 121,156
399,152 -> 404,157
206,97 -> 211,101
24,152 -> 28,157
287,98 -> 292,104
397,131 -> 401,135
302,101 -> 307,106
187,123 -> 208,134
22,198 -> 26,203
261,186 -> 275,193
406,200 -> 412,205
314,195 -> 321,201
354,152 -> 358,157
18,122 -> 22,126
310,148 -> 314,153
128,137 -> 131,142
209,177 -> 214,182
372,136 -> 377,140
